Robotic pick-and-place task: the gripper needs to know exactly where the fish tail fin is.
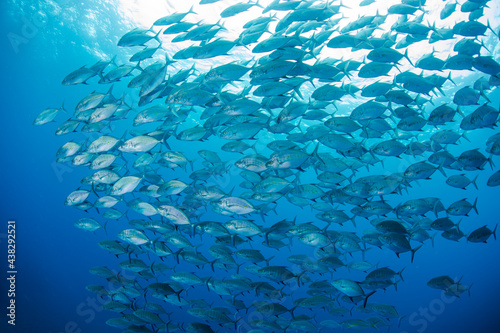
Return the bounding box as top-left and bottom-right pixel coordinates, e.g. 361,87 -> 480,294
321,221 -> 332,234
398,314 -> 408,328
290,305 -> 297,319
263,230 -> 271,247
461,131 -> 470,142
133,61 -> 143,74
368,148 -> 377,163
456,218 -> 463,233
311,142 -> 323,164
153,29 -> 162,44
233,317 -> 242,331
447,71 -> 456,86
174,249 -> 182,264
411,244 -> 423,263
292,85 -> 304,100
249,140 -> 258,154
493,223 -> 497,241
59,101 -> 67,113
472,174 -> 479,190
479,85 -> 491,103
339,0 -> 351,9
363,290 -> 376,308
395,203 -> 401,219
349,304 -> 354,317
106,84 -> 114,97
418,2 -> 428,15
109,54 -> 118,68
265,255 -> 274,266
236,262 -> 244,274
398,266 -> 406,282
174,288 -> 184,303
310,44 -> 324,60
163,134 -> 171,150
164,53 -> 175,67
205,276 -> 212,292
429,20 -> 437,34
488,155 -> 495,169
361,246 -> 370,262
90,182 -> 99,198
403,48 -> 413,67
432,198 -> 443,218
160,322 -> 169,333
188,5 -> 197,15
437,162 -> 447,178
254,0 -> 264,9
467,283 -> 473,296
151,236 -> 161,253
279,285 -> 287,298
479,38 -> 490,53
472,197 -> 479,215
296,271 -> 305,287
214,18 -> 225,30
436,86 -> 445,97
149,261 -> 156,276
102,220 -> 109,235
487,19 -> 498,38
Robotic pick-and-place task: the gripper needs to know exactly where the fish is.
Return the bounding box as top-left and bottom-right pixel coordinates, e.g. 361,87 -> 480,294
74,218 -> 104,232
153,6 -> 196,26
87,135 -> 120,153
117,28 -> 162,47
109,176 -> 142,196
118,135 -> 161,153
34,104 -> 66,125
427,275 -> 457,290
467,225 -> 497,243
117,229 -> 150,246
35,1 -> 500,332
331,279 -> 376,307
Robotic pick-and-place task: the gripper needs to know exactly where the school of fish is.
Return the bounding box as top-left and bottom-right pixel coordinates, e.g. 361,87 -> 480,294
35,0 -> 499,332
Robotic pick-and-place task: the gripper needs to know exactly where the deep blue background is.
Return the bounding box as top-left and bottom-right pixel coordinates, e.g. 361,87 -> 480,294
1,1 -> 499,333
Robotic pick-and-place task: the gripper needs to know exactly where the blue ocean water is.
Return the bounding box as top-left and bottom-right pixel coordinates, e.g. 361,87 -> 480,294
1,0 -> 500,333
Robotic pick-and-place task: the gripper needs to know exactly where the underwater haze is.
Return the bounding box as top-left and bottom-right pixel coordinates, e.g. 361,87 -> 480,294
1,0 -> 500,333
